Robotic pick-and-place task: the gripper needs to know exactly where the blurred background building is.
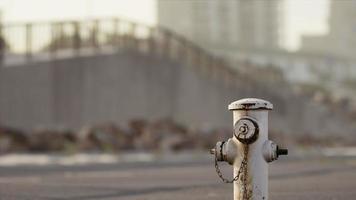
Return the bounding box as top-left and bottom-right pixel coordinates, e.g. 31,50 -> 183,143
0,0 -> 356,153
301,0 -> 356,60
158,0 -> 282,53
159,0 -> 356,104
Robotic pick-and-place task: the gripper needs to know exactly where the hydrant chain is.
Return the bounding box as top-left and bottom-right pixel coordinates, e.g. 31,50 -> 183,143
214,144 -> 249,185
219,141 -> 225,161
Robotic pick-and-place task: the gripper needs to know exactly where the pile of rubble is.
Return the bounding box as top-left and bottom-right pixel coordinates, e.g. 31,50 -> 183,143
0,119 -> 231,154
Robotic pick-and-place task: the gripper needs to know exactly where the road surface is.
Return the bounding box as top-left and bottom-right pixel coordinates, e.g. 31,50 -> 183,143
0,155 -> 355,200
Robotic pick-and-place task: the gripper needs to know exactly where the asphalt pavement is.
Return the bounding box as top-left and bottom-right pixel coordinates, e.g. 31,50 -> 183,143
0,155 -> 356,200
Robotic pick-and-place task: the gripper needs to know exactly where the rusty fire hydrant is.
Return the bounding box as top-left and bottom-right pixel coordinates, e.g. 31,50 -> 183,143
210,98 -> 287,200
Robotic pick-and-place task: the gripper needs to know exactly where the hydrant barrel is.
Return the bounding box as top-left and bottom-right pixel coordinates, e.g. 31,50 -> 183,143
228,98 -> 273,200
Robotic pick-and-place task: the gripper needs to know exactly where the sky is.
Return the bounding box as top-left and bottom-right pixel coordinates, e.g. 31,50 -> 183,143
283,0 -> 330,50
0,0 -> 329,51
0,0 -> 157,24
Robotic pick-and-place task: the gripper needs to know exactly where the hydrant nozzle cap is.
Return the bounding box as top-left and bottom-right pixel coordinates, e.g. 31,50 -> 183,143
228,98 -> 273,111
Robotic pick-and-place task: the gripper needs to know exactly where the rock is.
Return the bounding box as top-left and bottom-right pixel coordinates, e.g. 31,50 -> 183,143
78,123 -> 130,152
0,126 -> 30,153
29,128 -> 77,152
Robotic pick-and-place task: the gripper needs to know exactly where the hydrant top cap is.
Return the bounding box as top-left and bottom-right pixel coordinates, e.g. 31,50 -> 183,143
228,98 -> 273,110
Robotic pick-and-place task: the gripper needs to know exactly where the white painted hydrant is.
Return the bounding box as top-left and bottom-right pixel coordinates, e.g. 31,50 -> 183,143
210,98 -> 287,200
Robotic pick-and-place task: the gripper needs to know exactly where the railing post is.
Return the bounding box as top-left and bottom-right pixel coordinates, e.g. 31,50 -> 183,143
200,52 -> 210,76
50,23 -> 58,59
223,66 -> 230,87
113,18 -> 120,48
225,68 -> 234,87
25,23 -> 32,61
205,55 -> 215,79
195,49 -> 202,72
73,21 -> 81,55
192,47 -> 200,68
210,57 -> 218,81
167,32 -> 172,58
161,29 -> 171,59
58,22 -> 65,50
185,44 -> 193,67
0,25 -> 5,66
177,37 -> 187,64
147,27 -> 155,55
91,20 -> 99,52
128,22 -> 137,51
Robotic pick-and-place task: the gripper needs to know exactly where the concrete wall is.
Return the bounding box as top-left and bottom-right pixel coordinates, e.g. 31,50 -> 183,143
0,51 -> 182,130
0,50 -> 356,140
0,51 -> 237,130
0,64 -> 53,129
0,50 -> 268,130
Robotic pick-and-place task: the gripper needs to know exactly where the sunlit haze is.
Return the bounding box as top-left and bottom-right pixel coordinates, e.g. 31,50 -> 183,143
0,0 -> 157,25
283,0 -> 330,51
0,0 -> 329,51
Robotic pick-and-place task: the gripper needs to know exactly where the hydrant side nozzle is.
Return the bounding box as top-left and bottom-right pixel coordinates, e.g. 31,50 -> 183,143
224,138 -> 238,165
211,139 -> 237,164
262,140 -> 278,163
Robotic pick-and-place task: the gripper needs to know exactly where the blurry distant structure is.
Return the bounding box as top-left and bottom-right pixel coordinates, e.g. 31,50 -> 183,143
158,0 -> 356,104
0,28 -> 5,66
0,18 -> 239,130
301,1 -> 356,60
299,1 -> 356,101
0,18 -> 355,142
157,0 -> 282,55
0,11 -> 4,66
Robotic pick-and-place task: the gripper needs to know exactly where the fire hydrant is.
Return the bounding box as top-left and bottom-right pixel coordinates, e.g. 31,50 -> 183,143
210,98 -> 287,200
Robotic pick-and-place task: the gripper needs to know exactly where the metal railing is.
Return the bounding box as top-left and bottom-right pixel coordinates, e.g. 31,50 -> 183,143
0,18 -> 238,85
